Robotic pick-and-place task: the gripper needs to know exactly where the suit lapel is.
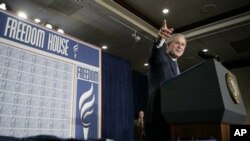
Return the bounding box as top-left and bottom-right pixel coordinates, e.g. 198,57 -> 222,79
166,54 -> 177,76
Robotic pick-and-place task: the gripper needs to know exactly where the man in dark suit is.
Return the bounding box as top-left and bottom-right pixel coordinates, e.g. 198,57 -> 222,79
145,20 -> 187,141
134,110 -> 145,141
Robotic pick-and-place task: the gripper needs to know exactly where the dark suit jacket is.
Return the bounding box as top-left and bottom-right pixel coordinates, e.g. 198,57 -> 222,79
147,42 -> 179,96
145,42 -> 179,139
134,119 -> 145,141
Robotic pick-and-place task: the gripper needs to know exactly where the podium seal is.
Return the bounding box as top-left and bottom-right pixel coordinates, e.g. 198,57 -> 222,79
225,73 -> 240,104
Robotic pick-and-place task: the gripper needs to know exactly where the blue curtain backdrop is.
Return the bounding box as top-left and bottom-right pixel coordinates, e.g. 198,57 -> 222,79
102,52 -> 134,141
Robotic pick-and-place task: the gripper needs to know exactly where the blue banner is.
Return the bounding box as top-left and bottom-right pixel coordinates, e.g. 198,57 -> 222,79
76,80 -> 99,140
75,65 -> 100,140
0,12 -> 99,67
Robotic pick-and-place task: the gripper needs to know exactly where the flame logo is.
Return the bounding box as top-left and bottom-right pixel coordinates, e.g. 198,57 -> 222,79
73,44 -> 79,59
78,83 -> 95,140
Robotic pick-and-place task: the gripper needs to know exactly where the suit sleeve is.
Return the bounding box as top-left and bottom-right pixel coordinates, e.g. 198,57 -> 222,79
148,41 -> 165,66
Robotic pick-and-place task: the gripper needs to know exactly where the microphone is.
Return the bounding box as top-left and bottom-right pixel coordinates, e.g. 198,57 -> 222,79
198,50 -> 223,62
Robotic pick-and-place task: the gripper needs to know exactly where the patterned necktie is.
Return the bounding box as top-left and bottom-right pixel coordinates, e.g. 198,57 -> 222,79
174,60 -> 180,75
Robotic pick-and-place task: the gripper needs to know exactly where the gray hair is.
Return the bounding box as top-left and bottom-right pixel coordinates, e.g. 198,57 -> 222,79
165,33 -> 186,46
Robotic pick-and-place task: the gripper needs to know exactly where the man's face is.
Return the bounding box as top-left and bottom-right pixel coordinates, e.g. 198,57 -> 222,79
139,111 -> 144,118
166,36 -> 186,58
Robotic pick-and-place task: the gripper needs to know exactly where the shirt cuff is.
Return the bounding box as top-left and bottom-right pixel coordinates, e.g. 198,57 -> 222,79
156,38 -> 165,48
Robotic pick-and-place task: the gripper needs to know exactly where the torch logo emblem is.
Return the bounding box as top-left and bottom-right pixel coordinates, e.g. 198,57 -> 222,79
73,44 -> 79,59
79,83 -> 95,140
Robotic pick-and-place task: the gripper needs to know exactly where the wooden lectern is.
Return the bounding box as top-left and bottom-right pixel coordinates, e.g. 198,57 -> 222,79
161,59 -> 247,141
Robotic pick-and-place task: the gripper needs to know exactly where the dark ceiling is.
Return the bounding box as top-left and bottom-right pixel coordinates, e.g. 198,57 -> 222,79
2,0 -> 250,74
